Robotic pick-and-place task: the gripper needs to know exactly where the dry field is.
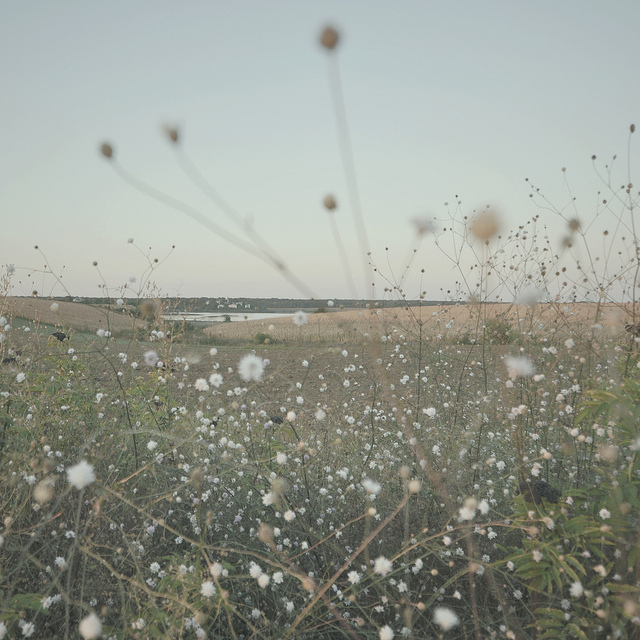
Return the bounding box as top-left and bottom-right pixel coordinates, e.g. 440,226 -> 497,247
203,301 -> 634,343
2,296 -> 143,333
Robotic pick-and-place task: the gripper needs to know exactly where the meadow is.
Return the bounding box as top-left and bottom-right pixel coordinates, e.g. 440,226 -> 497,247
3,21 -> 640,640
2,289 -> 640,640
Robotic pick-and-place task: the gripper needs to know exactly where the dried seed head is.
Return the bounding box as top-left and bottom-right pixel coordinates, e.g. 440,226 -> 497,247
258,523 -> 274,544
323,194 -> 337,211
469,208 -> 500,241
631,124 -> 636,133
568,218 -> 580,232
320,26 -> 339,50
100,143 -> 113,159
163,125 -> 179,143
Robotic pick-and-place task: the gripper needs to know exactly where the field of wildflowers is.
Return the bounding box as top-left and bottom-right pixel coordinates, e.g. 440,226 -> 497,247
3,22 -> 640,640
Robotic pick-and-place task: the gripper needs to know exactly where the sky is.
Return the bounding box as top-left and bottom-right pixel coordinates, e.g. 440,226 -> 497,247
1,1 -> 639,301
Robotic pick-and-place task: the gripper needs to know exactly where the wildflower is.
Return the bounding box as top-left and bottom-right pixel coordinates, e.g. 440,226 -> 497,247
273,571 -> 284,584
238,354 -> 264,383
208,373 -> 223,387
348,570 -> 361,584
293,311 -> 308,327
380,625 -> 395,640
79,613 -> 102,639
67,460 -> 95,490
257,573 -> 270,588
505,355 -> 535,379
373,556 -> 393,577
276,452 -> 287,465
147,440 -> 158,451
433,606 -> 460,631
284,510 -> 296,522
362,478 -> 381,496
412,558 -> 423,574
565,338 -> 575,349
194,378 -> 209,392
210,562 -> 223,578
34,478 -> 55,504
200,581 -> 216,598
423,407 -> 437,417
532,550 -> 543,563
18,621 -> 35,637
249,563 -> 263,579
459,497 -> 477,521
599,508 -> 611,520
150,562 -> 161,573
569,581 -> 584,598
144,350 -> 158,367
16,372 -> 25,383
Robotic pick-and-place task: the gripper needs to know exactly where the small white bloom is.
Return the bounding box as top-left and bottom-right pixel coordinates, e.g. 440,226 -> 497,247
569,581 -> 584,598
599,508 -> 611,520
293,310 -> 308,327
79,613 -> 102,639
433,606 -> 460,631
210,562 -> 223,578
276,452 -> 287,465
200,581 -> 216,598
144,350 -> 158,367
373,556 -> 393,577
505,355 -> 535,379
348,570 -> 361,584
379,625 -> 395,640
284,510 -> 296,522
208,373 -> 223,387
16,372 -> 26,383
67,460 -> 95,490
257,573 -> 270,588
238,354 -> 264,383
194,378 -> 209,392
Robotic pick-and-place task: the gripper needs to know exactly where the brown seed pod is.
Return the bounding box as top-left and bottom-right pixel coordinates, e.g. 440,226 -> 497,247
323,194 -> 337,211
100,143 -> 113,159
320,26 -> 339,50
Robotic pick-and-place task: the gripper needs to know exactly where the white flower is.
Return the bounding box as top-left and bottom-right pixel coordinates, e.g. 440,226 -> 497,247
19,621 -> 35,637
257,573 -> 271,589
150,562 -> 161,573
423,407 -> 437,417
16,372 -> 25,383
293,311 -> 308,327
569,581 -> 584,598
238,354 -> 264,383
144,350 -> 158,367
194,378 -> 209,392
373,556 -> 393,577
210,562 -> 223,578
208,373 -> 223,387
272,571 -> 284,584
67,460 -> 95,490
599,508 -> 611,520
147,440 -> 158,451
348,570 -> 361,584
249,563 -> 263,578
379,625 -> 395,640
200,581 -> 216,598
564,338 -> 575,349
505,355 -> 535,379
276,452 -> 287,465
362,478 -> 381,495
433,606 -> 460,631
79,613 -> 102,639
284,510 -> 296,522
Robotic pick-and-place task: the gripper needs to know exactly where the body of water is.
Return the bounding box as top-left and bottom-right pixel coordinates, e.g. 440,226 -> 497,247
162,312 -> 295,323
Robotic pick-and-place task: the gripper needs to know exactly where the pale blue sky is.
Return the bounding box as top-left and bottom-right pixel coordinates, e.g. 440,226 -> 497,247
1,1 -> 638,300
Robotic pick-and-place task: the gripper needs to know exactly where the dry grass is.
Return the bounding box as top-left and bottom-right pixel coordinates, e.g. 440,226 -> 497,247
202,301 -> 633,344
3,296 -> 143,333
